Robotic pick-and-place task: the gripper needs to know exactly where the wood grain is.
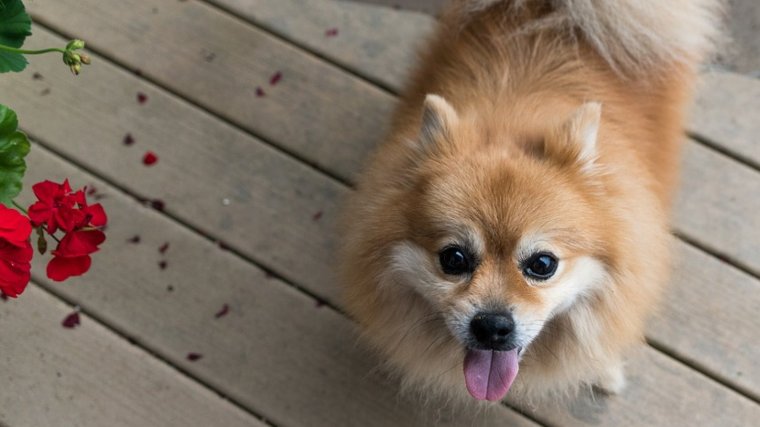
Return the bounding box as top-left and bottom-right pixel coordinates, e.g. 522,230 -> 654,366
206,0 -> 434,90
691,71 -> 760,167
1,23 -> 757,414
0,286 -> 263,427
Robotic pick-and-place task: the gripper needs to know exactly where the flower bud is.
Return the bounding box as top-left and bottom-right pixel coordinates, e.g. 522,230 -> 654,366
79,53 -> 91,65
70,63 -> 81,75
66,39 -> 86,51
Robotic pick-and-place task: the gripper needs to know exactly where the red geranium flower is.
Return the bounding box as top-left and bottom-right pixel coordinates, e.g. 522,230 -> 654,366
28,180 -> 107,234
47,229 -> 106,282
0,206 -> 33,298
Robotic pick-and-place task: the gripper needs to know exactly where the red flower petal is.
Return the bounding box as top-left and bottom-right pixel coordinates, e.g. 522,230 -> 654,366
123,133 -> 135,146
187,353 -> 203,361
62,311 -> 81,328
86,204 -> 108,227
269,71 -> 282,86
54,230 -> 106,257
214,303 -> 229,319
54,207 -> 88,232
325,28 -> 339,37
0,205 -> 32,246
0,258 -> 31,298
31,180 -> 63,204
47,255 -> 92,282
137,92 -> 148,104
143,151 -> 158,166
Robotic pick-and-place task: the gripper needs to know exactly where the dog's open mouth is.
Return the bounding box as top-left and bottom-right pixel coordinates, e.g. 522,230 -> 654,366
463,347 -> 521,401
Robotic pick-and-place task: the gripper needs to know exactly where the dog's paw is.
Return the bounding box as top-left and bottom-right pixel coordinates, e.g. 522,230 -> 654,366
595,362 -> 626,395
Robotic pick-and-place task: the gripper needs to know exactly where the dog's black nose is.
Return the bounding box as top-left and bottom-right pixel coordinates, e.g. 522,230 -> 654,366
470,312 -> 515,350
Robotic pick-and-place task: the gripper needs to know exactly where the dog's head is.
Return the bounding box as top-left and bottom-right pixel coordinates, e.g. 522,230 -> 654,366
384,95 -> 616,401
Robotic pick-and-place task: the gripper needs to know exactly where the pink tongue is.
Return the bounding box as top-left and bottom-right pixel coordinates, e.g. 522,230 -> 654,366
463,349 -> 519,401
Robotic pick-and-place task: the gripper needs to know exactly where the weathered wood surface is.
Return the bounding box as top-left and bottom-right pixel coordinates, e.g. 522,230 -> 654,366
212,0 -> 760,169
650,241 -> 760,401
17,146 -> 539,427
29,0 -> 392,182
3,18 -> 758,404
207,0 -> 434,90
691,71 -> 760,167
0,285 -> 263,427
0,0 -> 755,425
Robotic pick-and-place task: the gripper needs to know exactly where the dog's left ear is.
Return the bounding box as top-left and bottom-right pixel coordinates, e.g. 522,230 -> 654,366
419,94 -> 459,149
545,102 -> 601,172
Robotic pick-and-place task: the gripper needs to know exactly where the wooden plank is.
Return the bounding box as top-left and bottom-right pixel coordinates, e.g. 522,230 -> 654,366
650,241 -> 760,400
18,146 -> 540,427
206,0 -> 434,90
27,0 -> 392,182
212,0 -> 760,169
5,28 -> 343,304
676,142 -> 760,277
691,71 -> 760,167
526,346 -> 758,427
0,286 -> 263,427
2,26 -> 759,411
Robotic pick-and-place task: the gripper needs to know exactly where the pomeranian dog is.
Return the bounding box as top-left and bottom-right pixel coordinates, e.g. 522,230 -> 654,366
340,0 -> 721,403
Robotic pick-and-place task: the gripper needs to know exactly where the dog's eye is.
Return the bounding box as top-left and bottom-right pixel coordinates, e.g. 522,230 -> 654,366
522,252 -> 558,280
439,246 -> 474,275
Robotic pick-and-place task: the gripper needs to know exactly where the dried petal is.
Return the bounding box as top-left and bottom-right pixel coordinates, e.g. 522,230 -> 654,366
123,133 -> 135,146
137,92 -> 148,104
143,151 -> 158,166
269,71 -> 282,86
187,353 -> 203,361
159,242 -> 170,254
325,28 -> 339,37
62,311 -> 81,328
255,87 -> 266,97
214,303 -> 230,319
312,211 -> 323,221
127,235 -> 141,243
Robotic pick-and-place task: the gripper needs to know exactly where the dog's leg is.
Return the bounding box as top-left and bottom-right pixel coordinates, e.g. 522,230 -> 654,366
595,359 -> 627,395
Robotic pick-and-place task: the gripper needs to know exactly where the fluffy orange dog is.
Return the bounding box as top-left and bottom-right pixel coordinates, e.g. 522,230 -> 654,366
340,0 -> 721,403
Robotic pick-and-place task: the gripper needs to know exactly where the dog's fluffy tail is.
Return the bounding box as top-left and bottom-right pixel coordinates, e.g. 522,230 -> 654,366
454,0 -> 724,74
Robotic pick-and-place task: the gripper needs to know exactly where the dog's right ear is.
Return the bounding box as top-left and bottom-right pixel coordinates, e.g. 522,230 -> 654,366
419,94 -> 459,148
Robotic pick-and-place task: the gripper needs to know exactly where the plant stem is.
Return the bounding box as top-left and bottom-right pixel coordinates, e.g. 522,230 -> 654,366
11,200 -> 27,214
0,44 -> 66,55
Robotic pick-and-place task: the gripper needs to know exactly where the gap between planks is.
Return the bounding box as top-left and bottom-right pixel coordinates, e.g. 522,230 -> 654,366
25,277 -> 282,427
199,0 -> 760,177
20,13 -> 760,405
27,13 -> 354,189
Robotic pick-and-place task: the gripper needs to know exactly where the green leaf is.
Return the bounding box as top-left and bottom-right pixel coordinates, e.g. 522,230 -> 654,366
0,103 -> 30,206
0,0 -> 32,73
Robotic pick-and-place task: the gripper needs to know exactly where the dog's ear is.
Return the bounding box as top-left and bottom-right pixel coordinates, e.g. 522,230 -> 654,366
544,102 -> 601,172
419,94 -> 459,148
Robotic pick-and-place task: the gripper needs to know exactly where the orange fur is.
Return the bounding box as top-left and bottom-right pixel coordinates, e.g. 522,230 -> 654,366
339,0 -> 716,403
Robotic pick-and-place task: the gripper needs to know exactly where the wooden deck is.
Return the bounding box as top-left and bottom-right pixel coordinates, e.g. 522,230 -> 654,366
0,1 -> 758,425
